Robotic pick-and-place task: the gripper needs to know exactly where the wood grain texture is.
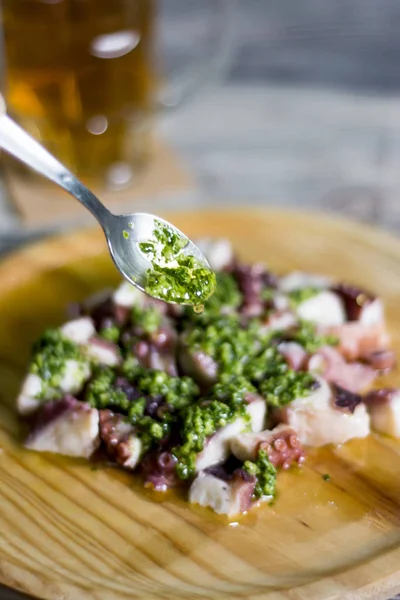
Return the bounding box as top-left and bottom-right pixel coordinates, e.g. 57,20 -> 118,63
1,209 -> 400,600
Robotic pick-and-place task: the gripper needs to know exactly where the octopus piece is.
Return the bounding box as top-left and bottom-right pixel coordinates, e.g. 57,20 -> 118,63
277,376 -> 370,447
364,389 -> 400,438
17,360 -> 91,416
25,396 -> 100,458
231,423 -> 305,469
86,337 -> 121,367
178,343 -> 219,388
245,395 -> 267,432
262,310 -> 298,334
332,384 -> 362,414
195,238 -> 235,272
141,450 -> 180,491
195,397 -> 267,473
361,350 -> 396,372
114,377 -> 146,405
17,373 -> 45,416
359,299 -> 384,326
99,409 -> 143,469
59,359 -> 91,394
131,325 -> 178,377
308,345 -> 376,393
295,290 -> 346,327
277,341 -> 308,371
60,317 -> 96,345
278,271 -> 332,292
83,291 -> 130,329
273,293 -> 290,312
321,321 -> 390,361
331,283 -> 383,324
233,262 -> 278,316
133,338 -> 178,377
112,281 -> 147,310
189,468 -> 256,517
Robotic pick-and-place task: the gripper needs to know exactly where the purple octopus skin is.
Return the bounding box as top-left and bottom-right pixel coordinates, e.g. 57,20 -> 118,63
86,292 -> 130,329
114,377 -> 144,403
26,395 -> 84,440
232,262 -> 278,316
331,283 -> 375,321
362,350 -> 396,372
178,345 -> 218,387
364,388 -> 397,405
99,409 -> 139,468
203,466 -> 257,512
25,396 -> 100,459
132,340 -> 178,377
231,469 -> 257,512
123,322 -> 178,377
140,450 -> 180,491
332,384 -> 363,414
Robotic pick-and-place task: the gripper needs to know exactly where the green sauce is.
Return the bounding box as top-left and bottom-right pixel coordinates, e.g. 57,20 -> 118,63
185,315 -> 265,377
87,366 -> 199,452
173,375 -> 252,480
243,448 -> 277,499
99,324 -> 120,343
139,220 -> 216,308
287,286 -> 320,307
130,369 -> 199,411
30,329 -> 87,399
86,367 -> 130,411
131,305 -> 162,335
183,271 -> 242,324
290,320 -> 338,353
174,399 -> 246,480
260,370 -> 316,407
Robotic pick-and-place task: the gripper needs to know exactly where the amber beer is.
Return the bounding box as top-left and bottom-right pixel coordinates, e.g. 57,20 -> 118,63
2,0 -> 156,184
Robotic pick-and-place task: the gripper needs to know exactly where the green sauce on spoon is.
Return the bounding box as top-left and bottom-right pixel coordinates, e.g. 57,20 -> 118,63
139,220 -> 216,309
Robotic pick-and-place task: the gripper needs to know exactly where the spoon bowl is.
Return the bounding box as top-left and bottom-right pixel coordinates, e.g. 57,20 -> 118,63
0,100 -> 212,305
104,212 -> 212,300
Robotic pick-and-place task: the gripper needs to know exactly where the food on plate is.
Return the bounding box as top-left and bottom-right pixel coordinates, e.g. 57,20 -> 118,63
17,238 -> 397,518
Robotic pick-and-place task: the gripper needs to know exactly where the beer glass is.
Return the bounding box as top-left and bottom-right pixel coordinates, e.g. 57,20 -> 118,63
0,0 -> 234,188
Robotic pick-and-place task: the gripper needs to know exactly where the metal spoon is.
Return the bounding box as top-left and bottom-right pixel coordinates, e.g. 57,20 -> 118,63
0,101 -> 211,304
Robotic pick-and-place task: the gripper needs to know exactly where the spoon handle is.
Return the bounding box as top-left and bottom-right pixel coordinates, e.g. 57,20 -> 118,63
0,113 -> 111,224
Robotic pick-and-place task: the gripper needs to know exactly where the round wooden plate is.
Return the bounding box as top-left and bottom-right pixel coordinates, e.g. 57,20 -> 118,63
1,209 -> 400,600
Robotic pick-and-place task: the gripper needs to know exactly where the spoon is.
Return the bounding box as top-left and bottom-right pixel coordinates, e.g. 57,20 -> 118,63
0,100 -> 211,304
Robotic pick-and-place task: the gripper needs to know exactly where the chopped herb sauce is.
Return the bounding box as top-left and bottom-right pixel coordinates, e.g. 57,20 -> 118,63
174,399 -> 246,480
131,305 -> 162,335
288,287 -> 320,307
243,448 -> 277,498
99,324 -> 120,343
290,321 -> 339,353
86,367 -> 130,411
260,370 -> 316,408
30,329 -> 87,399
139,220 -> 216,308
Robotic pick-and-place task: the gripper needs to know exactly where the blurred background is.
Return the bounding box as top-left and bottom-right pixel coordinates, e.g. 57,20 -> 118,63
1,0 -> 400,250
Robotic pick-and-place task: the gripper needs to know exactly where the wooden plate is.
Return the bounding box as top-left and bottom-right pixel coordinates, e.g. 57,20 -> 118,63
1,208 -> 400,600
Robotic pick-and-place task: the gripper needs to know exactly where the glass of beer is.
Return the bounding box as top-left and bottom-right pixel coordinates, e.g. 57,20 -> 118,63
0,0 -> 233,189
